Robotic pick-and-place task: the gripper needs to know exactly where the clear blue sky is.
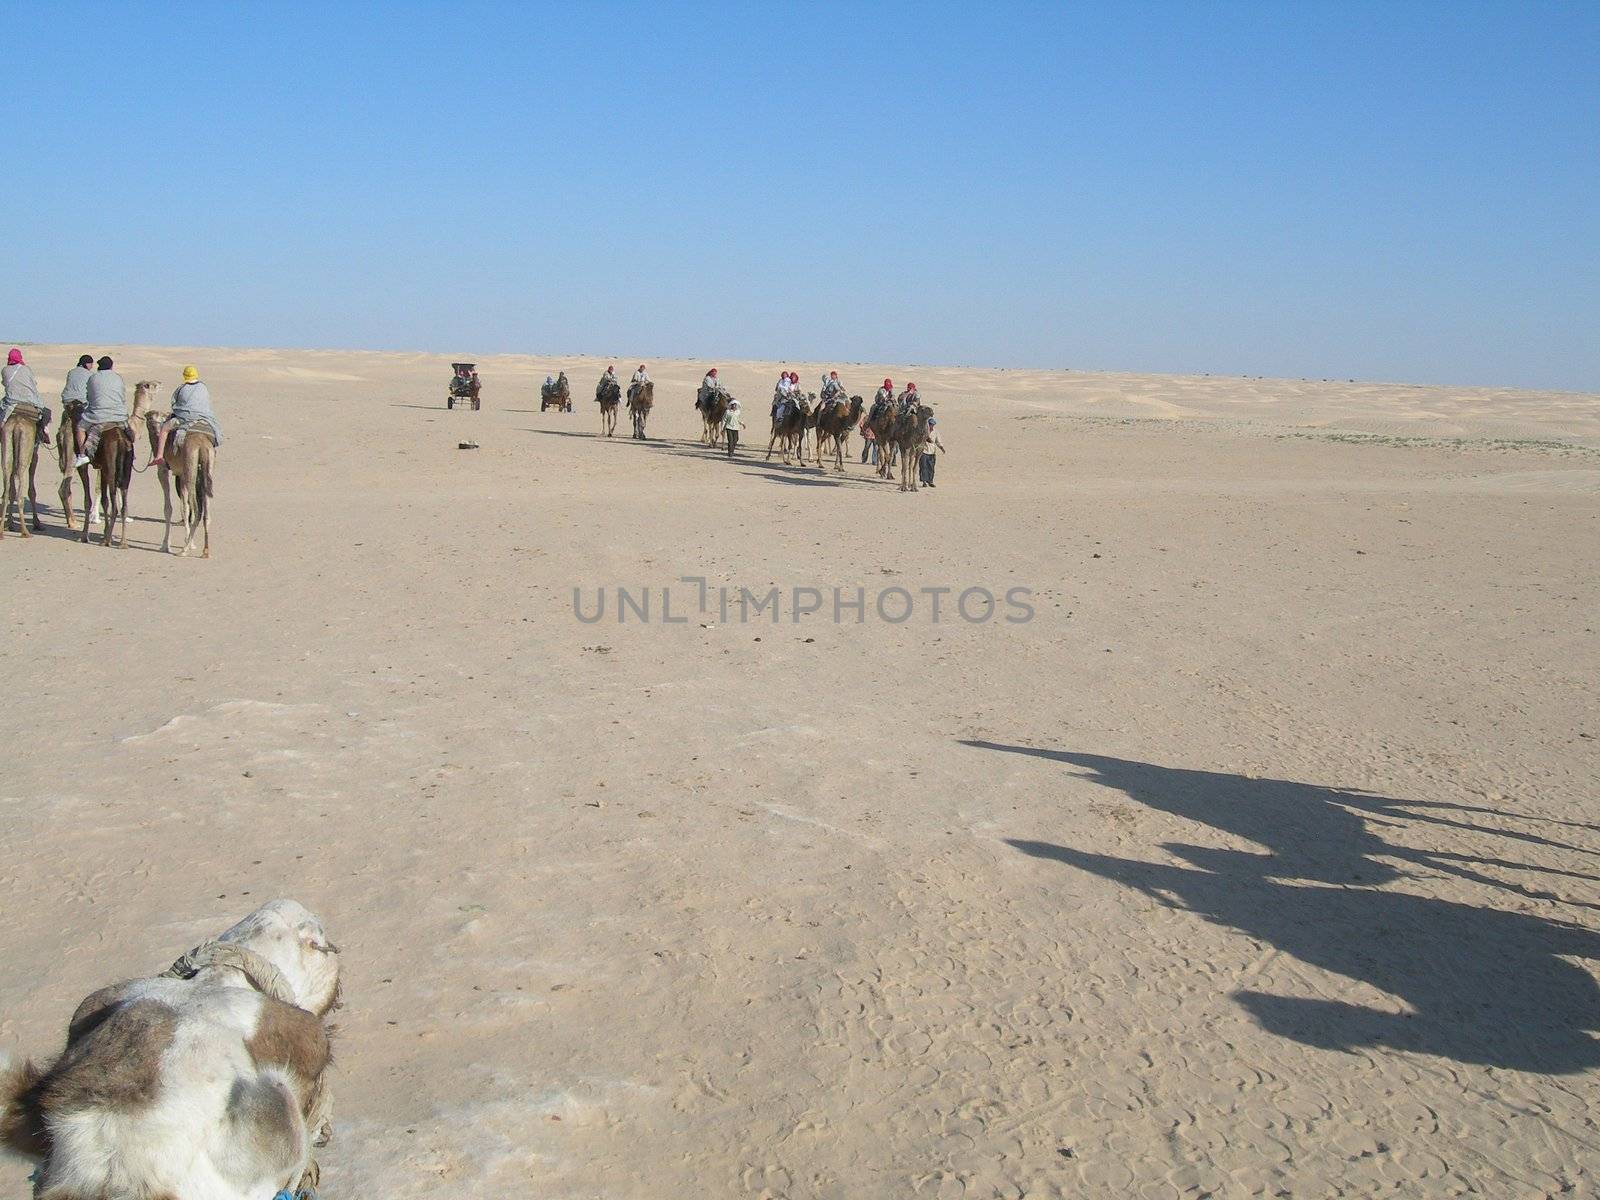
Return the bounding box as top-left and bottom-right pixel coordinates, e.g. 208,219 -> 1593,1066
5,1 -> 1596,389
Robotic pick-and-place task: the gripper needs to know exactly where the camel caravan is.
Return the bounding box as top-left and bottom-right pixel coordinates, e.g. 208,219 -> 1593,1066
0,351 -> 219,554
584,363 -> 944,491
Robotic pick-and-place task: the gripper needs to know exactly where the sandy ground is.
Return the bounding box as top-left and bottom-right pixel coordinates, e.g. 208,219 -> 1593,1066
1,344 -> 1597,1199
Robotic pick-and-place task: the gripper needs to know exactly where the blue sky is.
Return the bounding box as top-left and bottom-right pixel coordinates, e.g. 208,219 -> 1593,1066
5,1 -> 1596,389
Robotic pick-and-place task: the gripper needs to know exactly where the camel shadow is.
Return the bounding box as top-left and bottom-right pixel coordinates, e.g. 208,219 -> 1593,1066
964,743 -> 1600,1073
524,427 -> 884,486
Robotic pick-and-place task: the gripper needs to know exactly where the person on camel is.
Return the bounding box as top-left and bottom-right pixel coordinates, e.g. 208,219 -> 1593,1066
869,377 -> 895,424
150,365 -> 222,466
72,356 -> 129,468
1,348 -> 51,446
696,367 -> 723,411
772,371 -> 799,421
629,363 -> 651,403
816,369 -> 845,420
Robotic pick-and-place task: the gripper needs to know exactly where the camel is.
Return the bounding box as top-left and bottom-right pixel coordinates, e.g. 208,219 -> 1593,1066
699,387 -> 729,447
595,374 -> 621,436
886,403 -> 934,492
81,423 -> 134,546
765,394 -> 813,465
0,404 -> 43,537
812,394 -> 863,471
2,899 -> 341,1200
146,412 -> 215,557
59,381 -> 159,532
627,379 -> 654,439
864,393 -> 899,479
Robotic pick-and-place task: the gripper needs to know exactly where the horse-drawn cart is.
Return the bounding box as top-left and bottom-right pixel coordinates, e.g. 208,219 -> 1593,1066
447,363 -> 481,410
540,371 -> 573,412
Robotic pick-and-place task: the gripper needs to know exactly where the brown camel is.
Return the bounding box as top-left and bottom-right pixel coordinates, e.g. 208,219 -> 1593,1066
765,394 -> 812,465
812,394 -> 863,471
864,394 -> 898,479
627,380 -> 654,439
82,424 -> 134,546
0,405 -> 43,537
147,413 -> 214,557
886,403 -> 934,492
595,374 -> 621,436
699,388 -> 729,447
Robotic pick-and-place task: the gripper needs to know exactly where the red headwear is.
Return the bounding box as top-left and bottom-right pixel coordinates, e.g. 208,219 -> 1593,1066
6,349 -> 21,366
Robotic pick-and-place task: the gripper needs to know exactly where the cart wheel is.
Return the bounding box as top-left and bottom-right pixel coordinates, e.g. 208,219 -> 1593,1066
473,399 -> 481,411
447,396 -> 454,409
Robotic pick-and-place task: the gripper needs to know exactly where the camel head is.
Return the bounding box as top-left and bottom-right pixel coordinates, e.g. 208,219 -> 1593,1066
130,381 -> 163,422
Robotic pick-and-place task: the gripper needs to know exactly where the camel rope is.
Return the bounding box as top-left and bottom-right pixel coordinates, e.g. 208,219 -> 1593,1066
160,939 -> 298,1004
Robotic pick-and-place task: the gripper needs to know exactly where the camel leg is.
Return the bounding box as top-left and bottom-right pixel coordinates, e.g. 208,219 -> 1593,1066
14,455 -> 29,538
26,450 -> 40,530
199,479 -> 210,559
177,473 -> 196,557
159,466 -> 174,552
118,480 -> 129,547
80,465 -> 96,527
0,430 -> 12,539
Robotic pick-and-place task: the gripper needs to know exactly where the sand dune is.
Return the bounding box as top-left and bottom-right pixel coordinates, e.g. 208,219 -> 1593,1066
1,344 -> 1596,1198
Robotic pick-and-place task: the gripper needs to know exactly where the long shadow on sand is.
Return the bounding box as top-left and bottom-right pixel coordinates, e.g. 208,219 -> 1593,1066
524,427 -> 881,488
963,742 -> 1600,1073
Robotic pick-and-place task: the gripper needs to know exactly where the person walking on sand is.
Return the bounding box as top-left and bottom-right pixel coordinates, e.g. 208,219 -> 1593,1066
73,356 -> 128,468
859,413 -> 877,464
919,416 -> 946,487
150,365 -> 223,466
722,399 -> 744,456
1,349 -> 52,446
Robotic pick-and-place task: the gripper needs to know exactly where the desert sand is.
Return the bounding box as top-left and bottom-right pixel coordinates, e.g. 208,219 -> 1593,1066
1,343 -> 1597,1199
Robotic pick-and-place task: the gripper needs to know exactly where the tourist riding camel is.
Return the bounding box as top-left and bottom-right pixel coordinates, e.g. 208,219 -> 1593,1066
59,353 -> 93,438
1,350 -> 46,536
695,367 -> 723,411
886,392 -> 934,492
73,357 -> 129,469
765,387 -> 811,465
150,365 -> 222,467
76,358 -> 135,545
2,349 -> 51,448
696,369 -> 729,444
866,379 -> 898,475
627,377 -> 654,439
771,371 -> 798,422
816,369 -> 846,421
596,366 -> 622,436
813,390 -> 864,471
